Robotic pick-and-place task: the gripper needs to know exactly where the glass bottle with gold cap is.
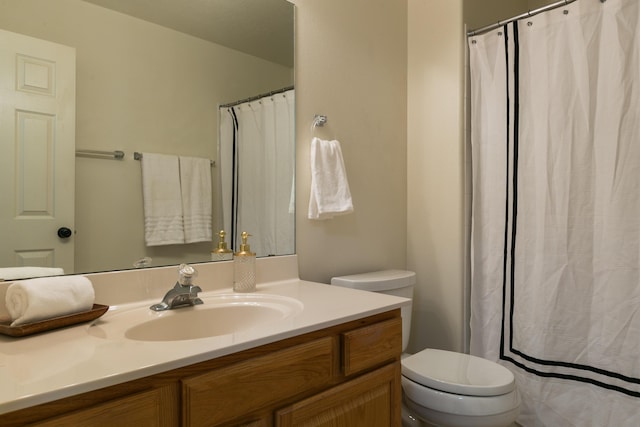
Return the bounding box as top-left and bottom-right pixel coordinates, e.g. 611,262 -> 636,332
233,231 -> 256,292
211,230 -> 233,261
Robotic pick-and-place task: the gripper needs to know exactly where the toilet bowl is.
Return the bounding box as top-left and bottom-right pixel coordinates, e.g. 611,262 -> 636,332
402,348 -> 520,427
331,271 -> 520,427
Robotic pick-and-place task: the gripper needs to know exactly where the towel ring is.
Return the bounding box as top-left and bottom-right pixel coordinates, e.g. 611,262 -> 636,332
310,114 -> 337,140
312,115 -> 327,130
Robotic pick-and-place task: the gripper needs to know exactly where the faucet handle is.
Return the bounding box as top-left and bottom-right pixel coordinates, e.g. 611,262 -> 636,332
178,263 -> 198,286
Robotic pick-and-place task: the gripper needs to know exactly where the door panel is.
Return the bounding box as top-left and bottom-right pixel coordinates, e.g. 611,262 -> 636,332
0,29 -> 76,274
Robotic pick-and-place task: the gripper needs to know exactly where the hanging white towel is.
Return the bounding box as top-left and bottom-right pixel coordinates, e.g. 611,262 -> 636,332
179,156 -> 212,243
5,275 -> 95,326
141,153 -> 185,246
308,137 -> 354,220
0,267 -> 64,281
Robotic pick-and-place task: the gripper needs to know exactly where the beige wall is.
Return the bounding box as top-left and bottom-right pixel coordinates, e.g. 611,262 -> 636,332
0,0 -> 292,273
529,0 -> 560,11
292,0 -> 533,354
465,0 -> 560,33
407,0 -> 466,353
293,0 -> 408,284
465,0 -> 528,30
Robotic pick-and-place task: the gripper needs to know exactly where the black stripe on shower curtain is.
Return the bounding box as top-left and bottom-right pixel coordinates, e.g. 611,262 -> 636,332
229,107 -> 239,250
498,22 -> 511,361
498,20 -> 640,398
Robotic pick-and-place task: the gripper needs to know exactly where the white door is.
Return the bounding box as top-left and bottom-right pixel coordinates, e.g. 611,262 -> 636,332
0,29 -> 76,273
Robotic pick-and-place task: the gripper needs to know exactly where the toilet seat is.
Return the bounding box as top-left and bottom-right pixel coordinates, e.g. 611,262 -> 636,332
401,348 -> 515,396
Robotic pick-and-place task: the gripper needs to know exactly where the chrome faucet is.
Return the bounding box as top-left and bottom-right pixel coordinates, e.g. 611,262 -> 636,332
150,264 -> 203,311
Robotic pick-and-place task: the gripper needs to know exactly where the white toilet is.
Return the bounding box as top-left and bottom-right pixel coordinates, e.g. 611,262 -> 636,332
331,270 -> 520,427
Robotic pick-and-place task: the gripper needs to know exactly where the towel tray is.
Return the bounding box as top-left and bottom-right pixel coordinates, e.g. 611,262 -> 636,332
0,304 -> 109,337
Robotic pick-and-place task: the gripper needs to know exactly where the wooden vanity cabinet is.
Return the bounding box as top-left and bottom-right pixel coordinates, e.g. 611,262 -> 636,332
2,309 -> 402,427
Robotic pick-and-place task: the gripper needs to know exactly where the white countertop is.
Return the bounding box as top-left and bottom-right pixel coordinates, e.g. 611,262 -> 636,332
0,274 -> 409,415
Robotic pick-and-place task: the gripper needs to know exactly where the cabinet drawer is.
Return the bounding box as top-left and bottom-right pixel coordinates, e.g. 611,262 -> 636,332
342,317 -> 402,376
183,337 -> 335,426
32,385 -> 178,427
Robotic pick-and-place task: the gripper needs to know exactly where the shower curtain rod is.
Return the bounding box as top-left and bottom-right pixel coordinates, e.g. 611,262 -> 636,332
219,85 -> 294,108
467,0 -> 577,36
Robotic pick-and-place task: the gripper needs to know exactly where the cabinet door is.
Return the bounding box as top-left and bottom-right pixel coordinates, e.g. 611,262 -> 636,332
275,363 -> 401,427
32,385 -> 178,427
183,337 -> 335,426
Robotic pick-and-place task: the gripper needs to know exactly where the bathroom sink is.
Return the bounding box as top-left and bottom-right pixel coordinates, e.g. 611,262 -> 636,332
88,293 -> 303,341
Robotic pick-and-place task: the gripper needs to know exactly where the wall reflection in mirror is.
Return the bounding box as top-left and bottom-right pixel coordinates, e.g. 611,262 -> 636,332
0,0 -> 295,280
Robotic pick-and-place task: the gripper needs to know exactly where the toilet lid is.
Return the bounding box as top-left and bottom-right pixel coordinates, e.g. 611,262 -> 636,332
401,349 -> 515,396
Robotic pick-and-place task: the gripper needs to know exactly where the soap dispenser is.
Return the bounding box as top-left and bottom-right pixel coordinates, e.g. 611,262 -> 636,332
211,230 -> 233,261
233,231 -> 256,292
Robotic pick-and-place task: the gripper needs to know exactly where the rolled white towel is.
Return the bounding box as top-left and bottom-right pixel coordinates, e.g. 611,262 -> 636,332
5,276 -> 95,327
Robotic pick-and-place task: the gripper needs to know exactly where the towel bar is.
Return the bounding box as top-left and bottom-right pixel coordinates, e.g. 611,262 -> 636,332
134,152 -> 215,167
76,149 -> 125,160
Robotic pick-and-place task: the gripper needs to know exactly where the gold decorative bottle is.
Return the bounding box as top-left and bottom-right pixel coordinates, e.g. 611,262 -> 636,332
211,230 -> 233,261
233,232 -> 256,292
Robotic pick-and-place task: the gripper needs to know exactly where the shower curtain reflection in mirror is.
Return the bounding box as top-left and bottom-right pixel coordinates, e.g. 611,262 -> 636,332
219,89 -> 295,257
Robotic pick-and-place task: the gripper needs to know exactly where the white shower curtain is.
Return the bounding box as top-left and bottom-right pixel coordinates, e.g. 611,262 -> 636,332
219,89 -> 295,257
469,0 -> 640,425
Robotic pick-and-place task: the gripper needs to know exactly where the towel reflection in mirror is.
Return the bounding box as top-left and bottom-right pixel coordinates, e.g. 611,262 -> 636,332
141,153 -> 212,247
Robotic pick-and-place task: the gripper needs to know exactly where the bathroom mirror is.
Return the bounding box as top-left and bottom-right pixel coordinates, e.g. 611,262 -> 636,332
0,0 -> 294,278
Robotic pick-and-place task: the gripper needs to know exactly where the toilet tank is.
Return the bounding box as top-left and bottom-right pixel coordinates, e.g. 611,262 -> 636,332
331,270 -> 415,352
